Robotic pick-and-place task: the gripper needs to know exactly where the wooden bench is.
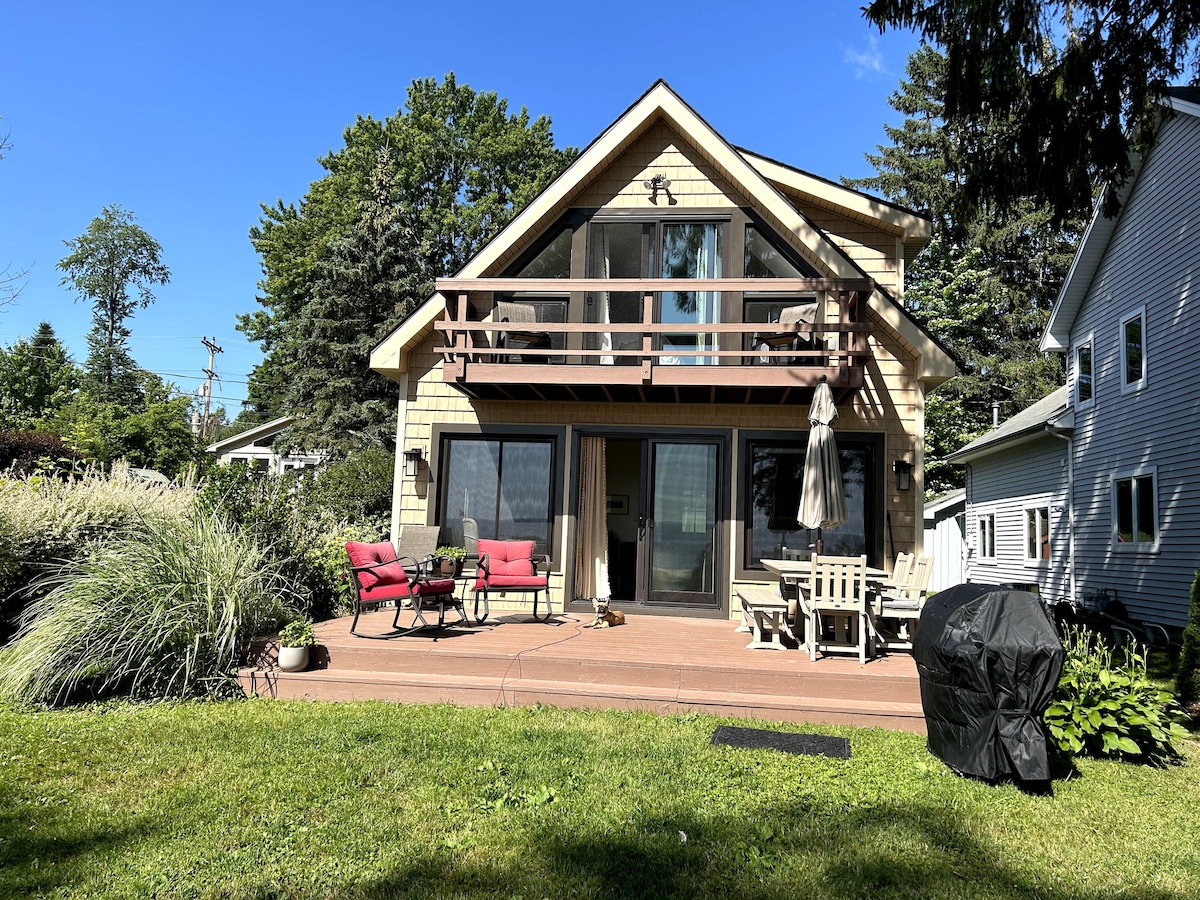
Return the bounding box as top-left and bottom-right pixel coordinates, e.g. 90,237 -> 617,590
735,585 -> 795,650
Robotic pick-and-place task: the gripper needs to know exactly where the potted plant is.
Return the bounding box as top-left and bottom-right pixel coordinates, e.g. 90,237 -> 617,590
434,545 -> 468,578
277,618 -> 317,672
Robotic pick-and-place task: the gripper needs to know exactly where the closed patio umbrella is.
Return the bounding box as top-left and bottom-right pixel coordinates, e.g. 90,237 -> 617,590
797,378 -> 846,555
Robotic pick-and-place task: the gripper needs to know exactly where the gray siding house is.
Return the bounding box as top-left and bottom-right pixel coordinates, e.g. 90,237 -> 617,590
954,88 -> 1199,629
948,388 -> 1073,603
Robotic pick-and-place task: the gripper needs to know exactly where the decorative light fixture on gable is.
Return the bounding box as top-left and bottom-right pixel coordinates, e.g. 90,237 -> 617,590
643,173 -> 672,204
403,447 -> 423,478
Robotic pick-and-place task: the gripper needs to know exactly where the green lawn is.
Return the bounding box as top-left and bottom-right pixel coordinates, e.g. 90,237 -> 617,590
2,700 -> 1197,899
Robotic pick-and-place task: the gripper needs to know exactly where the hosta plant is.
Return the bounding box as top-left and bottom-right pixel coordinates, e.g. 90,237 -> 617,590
1045,626 -> 1188,764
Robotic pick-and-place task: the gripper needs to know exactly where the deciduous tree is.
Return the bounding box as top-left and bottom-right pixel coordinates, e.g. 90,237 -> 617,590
57,205 -> 170,408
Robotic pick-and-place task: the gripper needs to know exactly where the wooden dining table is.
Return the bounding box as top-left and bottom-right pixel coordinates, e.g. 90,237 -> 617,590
760,558 -> 895,589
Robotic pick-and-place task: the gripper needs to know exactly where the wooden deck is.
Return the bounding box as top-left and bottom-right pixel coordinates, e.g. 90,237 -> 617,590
238,608 -> 926,733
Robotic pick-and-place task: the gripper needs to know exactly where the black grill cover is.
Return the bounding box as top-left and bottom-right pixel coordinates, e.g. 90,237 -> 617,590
914,584 -> 1065,781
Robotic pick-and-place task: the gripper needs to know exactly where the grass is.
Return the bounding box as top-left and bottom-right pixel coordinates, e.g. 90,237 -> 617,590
1,701 -> 1198,899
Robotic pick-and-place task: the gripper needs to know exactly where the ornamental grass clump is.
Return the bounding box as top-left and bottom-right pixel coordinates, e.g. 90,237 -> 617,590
0,512 -> 291,705
1045,626 -> 1188,765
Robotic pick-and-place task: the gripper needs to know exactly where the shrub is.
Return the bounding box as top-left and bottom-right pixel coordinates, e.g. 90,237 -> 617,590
297,447 -> 394,533
1175,569 -> 1200,712
0,431 -> 84,477
1045,626 -> 1189,764
0,512 -> 291,705
0,463 -> 193,632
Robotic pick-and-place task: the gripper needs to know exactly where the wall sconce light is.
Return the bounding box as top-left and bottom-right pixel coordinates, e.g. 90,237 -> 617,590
402,447 -> 423,478
893,459 -> 913,492
643,173 -> 672,204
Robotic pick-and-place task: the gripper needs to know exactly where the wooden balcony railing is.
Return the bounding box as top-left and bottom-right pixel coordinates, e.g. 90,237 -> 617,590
432,277 -> 876,404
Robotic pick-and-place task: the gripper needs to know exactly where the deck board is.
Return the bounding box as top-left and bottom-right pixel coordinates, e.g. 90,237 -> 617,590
239,608 -> 926,733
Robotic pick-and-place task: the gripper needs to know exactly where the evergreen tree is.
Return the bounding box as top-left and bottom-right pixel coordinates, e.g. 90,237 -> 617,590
240,74 -> 576,436
0,323 -> 79,430
282,147 -> 428,450
848,46 -> 1081,496
864,0 -> 1200,226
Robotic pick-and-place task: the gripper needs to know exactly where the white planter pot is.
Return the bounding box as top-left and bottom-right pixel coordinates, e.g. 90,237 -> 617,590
277,646 -> 310,673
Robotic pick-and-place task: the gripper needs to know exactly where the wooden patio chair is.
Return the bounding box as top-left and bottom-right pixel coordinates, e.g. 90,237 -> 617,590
495,300 -> 551,362
752,302 -> 821,365
798,554 -> 876,664
874,554 -> 933,651
345,540 -> 465,639
474,538 -> 552,623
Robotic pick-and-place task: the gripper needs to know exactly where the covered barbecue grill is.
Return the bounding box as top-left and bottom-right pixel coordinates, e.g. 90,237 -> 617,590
914,584 -> 1065,781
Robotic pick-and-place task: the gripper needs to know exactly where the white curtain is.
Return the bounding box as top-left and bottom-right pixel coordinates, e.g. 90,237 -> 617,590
574,436 -> 611,603
594,227 -> 614,365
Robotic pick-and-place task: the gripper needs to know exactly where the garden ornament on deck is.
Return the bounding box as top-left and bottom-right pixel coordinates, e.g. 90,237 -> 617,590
797,377 -> 846,556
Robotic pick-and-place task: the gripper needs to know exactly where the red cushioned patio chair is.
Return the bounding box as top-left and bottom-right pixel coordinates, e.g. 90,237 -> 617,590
473,539 -> 552,623
345,540 -> 465,639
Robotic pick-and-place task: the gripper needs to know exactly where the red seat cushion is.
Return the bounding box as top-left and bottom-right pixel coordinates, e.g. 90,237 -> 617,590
476,540 -> 546,590
346,541 -> 410,591
412,578 -> 456,597
356,579 -> 412,604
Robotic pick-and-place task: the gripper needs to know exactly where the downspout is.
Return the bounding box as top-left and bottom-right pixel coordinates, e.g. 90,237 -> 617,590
1045,424 -> 1076,607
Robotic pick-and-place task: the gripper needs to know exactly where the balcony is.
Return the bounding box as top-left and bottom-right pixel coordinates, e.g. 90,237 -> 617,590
433,277 -> 875,405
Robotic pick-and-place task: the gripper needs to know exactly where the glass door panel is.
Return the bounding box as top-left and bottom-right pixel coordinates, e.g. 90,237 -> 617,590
648,441 -> 719,606
660,223 -> 722,365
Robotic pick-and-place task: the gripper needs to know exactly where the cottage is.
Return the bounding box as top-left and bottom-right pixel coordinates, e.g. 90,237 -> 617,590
206,416 -> 325,475
370,81 -> 955,620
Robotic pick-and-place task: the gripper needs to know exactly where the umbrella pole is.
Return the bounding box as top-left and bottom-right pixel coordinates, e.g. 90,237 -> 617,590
815,528 -> 824,557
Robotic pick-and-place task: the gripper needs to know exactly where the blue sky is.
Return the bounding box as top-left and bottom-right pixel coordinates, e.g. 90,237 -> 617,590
2,1 -> 921,413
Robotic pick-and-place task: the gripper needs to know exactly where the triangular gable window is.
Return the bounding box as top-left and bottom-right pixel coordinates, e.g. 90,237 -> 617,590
744,224 -> 817,278
514,227 -> 572,278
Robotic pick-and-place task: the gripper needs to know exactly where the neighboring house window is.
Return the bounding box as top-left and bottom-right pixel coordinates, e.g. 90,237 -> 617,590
1113,471 -> 1156,547
1075,339 -> 1093,407
977,514 -> 996,559
1025,506 -> 1050,561
1121,308 -> 1146,391
438,436 -> 556,557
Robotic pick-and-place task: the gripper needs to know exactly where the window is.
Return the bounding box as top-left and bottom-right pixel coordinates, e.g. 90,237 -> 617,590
977,514 -> 996,559
743,438 -> 873,569
1025,506 -> 1050,561
1075,339 -> 1093,407
744,225 -> 816,278
1121,308 -> 1146,391
515,227 -> 572,278
1113,471 -> 1156,547
438,437 -> 556,557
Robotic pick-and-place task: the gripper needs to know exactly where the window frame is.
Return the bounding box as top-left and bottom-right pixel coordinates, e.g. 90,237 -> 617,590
1119,306 -> 1147,395
431,426 -> 566,564
1111,466 -> 1158,551
1023,504 -> 1051,565
735,430 -> 882,578
1074,334 -> 1094,409
976,513 -> 996,561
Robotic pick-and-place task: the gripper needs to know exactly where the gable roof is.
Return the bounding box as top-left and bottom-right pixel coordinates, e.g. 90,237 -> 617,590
370,80 -> 953,382
1042,89 -> 1200,351
206,415 -> 295,454
946,386 -> 1072,463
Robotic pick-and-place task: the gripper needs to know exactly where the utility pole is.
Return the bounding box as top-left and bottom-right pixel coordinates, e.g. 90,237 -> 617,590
200,336 -> 223,440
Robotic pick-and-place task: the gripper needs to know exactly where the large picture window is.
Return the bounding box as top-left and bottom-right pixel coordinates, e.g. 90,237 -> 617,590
1113,471 -> 1156,547
438,437 -> 556,557
743,438 -> 874,569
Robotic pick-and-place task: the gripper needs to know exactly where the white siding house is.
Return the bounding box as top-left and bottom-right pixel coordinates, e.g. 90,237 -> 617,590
206,416 -> 326,475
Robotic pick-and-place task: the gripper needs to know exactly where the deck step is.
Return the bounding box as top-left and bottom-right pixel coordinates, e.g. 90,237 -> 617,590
239,610 -> 927,733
